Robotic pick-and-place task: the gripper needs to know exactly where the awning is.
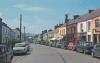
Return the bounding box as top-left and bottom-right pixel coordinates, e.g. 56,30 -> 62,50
57,36 -> 63,40
50,38 -> 56,40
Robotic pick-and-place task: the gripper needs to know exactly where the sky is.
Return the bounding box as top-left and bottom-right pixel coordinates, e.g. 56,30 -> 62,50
0,0 -> 100,34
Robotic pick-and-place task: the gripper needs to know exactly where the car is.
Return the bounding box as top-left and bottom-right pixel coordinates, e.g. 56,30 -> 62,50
23,41 -> 30,51
76,41 -> 94,54
13,43 -> 28,55
56,42 -> 62,48
91,43 -> 100,58
0,44 -> 13,63
61,41 -> 68,49
67,42 -> 76,50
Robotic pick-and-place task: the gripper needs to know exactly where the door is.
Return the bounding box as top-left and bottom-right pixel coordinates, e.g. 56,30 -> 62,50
93,34 -> 97,43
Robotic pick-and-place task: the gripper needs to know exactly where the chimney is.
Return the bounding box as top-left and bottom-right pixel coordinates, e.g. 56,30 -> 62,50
59,24 -> 63,27
65,14 -> 69,23
0,18 -> 2,21
48,29 -> 52,32
73,15 -> 80,19
0,18 -> 2,25
88,10 -> 95,13
54,24 -> 59,29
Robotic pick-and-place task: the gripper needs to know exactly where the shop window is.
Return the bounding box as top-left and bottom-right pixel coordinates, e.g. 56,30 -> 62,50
99,34 -> 100,42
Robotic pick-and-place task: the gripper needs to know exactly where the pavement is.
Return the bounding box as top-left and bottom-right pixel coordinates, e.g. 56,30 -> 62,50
12,44 -> 100,63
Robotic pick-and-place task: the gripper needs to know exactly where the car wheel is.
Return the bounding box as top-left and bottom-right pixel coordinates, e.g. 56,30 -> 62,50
76,48 -> 79,52
83,50 -> 86,54
91,52 -> 95,58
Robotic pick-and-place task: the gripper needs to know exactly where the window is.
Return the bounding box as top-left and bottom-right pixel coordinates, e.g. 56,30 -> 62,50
88,22 -> 91,31
95,19 -> 100,28
80,23 -> 83,32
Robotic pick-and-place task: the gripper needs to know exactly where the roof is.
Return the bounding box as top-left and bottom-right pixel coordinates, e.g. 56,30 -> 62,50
68,8 -> 100,25
53,28 -> 59,33
60,23 -> 66,27
89,8 -> 100,19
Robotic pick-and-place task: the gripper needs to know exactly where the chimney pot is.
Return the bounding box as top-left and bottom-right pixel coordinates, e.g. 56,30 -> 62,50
73,15 -> 80,19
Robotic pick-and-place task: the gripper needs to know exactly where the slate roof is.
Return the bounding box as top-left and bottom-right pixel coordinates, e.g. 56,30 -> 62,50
68,8 -> 100,25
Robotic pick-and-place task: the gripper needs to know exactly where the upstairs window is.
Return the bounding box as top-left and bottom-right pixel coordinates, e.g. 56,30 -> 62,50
95,19 -> 100,28
88,22 -> 91,31
80,23 -> 83,32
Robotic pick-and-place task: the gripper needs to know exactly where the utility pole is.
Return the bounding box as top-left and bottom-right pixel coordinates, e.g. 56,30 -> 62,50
65,14 -> 68,42
24,26 -> 26,41
20,14 -> 22,42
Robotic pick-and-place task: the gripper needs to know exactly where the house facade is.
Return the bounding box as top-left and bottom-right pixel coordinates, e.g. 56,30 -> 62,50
58,23 -> 67,41
0,18 -> 14,46
77,9 -> 100,43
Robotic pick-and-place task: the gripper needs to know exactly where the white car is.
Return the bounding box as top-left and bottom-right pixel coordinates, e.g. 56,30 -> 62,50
13,43 -> 28,54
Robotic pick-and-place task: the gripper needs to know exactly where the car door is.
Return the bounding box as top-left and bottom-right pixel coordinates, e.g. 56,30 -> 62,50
6,46 -> 13,63
0,47 -> 6,63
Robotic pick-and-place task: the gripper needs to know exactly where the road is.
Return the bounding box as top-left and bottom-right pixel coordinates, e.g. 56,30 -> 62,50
12,44 -> 100,63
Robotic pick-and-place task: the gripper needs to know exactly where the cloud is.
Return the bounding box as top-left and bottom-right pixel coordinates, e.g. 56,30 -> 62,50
13,4 -> 48,12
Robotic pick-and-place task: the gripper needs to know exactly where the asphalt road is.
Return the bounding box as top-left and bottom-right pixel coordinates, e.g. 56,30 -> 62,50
12,44 -> 100,63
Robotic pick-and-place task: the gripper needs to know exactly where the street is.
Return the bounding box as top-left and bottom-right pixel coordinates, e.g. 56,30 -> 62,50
12,44 -> 100,63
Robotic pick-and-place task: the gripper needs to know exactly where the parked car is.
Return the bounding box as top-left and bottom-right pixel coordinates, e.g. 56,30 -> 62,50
67,42 -> 76,50
0,45 -> 13,63
23,41 -> 30,51
56,42 -> 62,48
91,42 -> 100,58
61,41 -> 68,49
13,43 -> 28,55
76,41 -> 94,54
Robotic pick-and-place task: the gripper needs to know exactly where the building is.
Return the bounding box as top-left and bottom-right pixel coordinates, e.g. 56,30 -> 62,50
43,32 -> 48,42
53,28 -> 59,40
66,15 -> 79,44
0,18 -> 14,46
77,9 -> 100,43
12,28 -> 20,41
87,9 -> 100,43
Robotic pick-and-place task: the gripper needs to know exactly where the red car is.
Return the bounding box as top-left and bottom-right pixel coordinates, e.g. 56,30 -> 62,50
67,42 -> 76,50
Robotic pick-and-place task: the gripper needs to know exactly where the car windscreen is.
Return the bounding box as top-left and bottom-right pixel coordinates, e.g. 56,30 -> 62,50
15,44 -> 26,47
96,44 -> 100,48
84,42 -> 93,46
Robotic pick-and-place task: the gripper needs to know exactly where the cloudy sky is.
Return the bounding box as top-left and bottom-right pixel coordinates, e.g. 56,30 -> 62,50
0,0 -> 100,34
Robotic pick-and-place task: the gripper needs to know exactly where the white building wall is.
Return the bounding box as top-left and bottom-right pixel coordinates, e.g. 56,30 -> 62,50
77,21 -> 87,33
13,29 -> 20,41
86,20 -> 93,42
82,22 -> 87,32
77,23 -> 80,33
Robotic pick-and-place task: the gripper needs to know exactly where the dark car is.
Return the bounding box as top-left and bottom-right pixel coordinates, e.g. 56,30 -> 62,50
0,45 -> 13,63
91,42 -> 100,58
61,41 -> 68,49
76,41 -> 94,54
0,45 -> 7,63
